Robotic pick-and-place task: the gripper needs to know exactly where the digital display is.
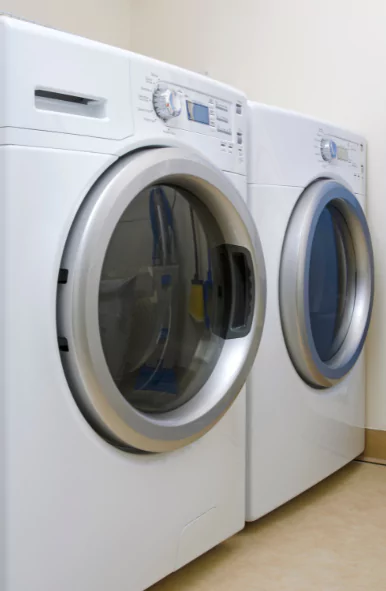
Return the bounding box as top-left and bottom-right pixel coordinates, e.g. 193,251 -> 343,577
186,100 -> 210,125
337,146 -> 349,162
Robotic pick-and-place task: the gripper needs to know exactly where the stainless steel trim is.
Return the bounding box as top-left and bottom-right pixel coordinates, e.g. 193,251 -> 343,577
57,148 -> 266,452
280,179 -> 374,389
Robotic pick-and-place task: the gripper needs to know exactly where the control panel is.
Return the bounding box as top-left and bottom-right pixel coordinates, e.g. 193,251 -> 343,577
131,58 -> 246,173
247,103 -> 365,193
314,126 -> 365,187
149,81 -> 243,146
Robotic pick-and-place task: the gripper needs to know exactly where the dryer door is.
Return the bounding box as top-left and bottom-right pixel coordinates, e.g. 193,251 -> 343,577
280,179 -> 374,389
57,148 -> 266,452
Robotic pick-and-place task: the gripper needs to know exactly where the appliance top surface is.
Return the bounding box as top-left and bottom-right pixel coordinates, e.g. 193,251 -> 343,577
247,102 -> 366,195
0,15 -> 246,176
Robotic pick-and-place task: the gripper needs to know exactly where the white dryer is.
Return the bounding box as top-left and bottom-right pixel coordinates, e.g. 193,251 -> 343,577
0,18 -> 266,591
246,103 -> 373,521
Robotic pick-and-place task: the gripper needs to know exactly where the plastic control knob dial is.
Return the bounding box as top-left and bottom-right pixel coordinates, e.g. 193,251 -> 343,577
153,87 -> 182,120
321,138 -> 337,162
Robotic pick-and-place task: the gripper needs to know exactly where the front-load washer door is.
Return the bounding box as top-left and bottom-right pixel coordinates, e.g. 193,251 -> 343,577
57,148 -> 266,452
280,179 -> 374,389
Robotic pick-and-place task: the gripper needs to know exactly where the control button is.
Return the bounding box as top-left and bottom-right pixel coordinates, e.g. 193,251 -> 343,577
216,115 -> 229,123
237,132 -> 243,145
153,87 -> 182,121
320,138 -> 337,162
236,103 -> 242,115
217,126 -> 232,136
216,102 -> 228,112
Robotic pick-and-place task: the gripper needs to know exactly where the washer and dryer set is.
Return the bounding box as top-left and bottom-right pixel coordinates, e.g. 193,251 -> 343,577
0,16 -> 374,591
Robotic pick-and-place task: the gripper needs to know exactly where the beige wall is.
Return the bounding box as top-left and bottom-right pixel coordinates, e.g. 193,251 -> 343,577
0,0 -> 132,47
130,0 -> 386,430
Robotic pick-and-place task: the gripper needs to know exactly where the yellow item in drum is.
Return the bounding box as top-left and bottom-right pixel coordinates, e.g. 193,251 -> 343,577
189,280 -> 204,322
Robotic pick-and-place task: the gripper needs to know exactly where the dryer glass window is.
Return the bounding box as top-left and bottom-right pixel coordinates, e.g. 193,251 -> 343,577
98,184 -> 229,414
308,204 -> 356,362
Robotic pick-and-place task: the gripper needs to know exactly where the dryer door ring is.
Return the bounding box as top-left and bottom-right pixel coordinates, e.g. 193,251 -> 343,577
57,147 -> 266,452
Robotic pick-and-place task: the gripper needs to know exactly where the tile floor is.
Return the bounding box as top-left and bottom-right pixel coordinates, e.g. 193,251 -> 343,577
150,461 -> 386,590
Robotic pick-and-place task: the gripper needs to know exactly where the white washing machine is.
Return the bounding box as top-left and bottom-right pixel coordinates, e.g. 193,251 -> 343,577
0,17 -> 266,591
246,103 -> 374,521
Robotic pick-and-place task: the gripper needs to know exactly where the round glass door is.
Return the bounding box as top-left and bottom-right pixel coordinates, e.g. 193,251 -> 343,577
100,183 -> 228,415
280,179 -> 373,389
308,204 -> 356,363
57,148 -> 266,452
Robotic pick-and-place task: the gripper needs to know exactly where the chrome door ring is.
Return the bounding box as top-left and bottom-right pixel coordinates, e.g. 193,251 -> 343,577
57,147 -> 266,451
280,179 -> 374,389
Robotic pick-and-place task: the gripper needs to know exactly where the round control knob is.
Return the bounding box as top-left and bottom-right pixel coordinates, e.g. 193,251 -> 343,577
321,138 -> 337,162
153,87 -> 181,120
